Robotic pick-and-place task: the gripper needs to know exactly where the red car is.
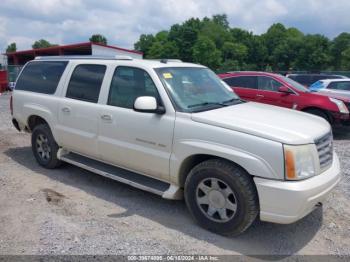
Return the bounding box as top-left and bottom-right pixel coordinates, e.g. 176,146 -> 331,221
219,71 -> 350,126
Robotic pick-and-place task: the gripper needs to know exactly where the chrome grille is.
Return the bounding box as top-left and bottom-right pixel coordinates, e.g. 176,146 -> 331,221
315,132 -> 333,171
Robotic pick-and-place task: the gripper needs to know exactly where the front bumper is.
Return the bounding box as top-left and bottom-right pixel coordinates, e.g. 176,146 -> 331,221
330,111 -> 349,125
254,152 -> 341,224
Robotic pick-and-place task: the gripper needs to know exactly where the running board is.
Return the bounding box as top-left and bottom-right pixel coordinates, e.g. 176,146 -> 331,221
60,152 -> 176,197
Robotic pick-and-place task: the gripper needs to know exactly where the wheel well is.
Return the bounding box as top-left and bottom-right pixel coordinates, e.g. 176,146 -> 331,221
301,107 -> 333,123
27,115 -> 49,132
178,154 -> 247,187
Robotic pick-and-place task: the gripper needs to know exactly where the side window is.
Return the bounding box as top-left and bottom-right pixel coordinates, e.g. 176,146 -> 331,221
258,76 -> 283,92
66,64 -> 106,103
108,66 -> 159,109
15,61 -> 68,94
224,76 -> 257,89
329,81 -> 350,91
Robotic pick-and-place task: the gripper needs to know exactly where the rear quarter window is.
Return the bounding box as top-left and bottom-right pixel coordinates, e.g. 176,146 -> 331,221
15,61 -> 68,94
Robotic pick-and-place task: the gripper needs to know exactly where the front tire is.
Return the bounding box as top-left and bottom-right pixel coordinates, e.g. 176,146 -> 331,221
184,159 -> 259,236
31,124 -> 62,169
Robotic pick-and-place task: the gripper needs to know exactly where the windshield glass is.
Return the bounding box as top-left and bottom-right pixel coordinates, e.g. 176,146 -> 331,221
282,76 -> 310,92
155,67 -> 240,112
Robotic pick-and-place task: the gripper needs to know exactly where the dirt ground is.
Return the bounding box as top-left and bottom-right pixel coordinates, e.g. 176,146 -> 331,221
0,92 -> 350,257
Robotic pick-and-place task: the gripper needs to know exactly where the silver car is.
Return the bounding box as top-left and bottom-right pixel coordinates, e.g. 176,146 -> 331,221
310,79 -> 350,99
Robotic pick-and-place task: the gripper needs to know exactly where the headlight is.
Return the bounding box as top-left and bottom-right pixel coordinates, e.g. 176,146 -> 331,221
329,98 -> 349,114
284,144 -> 319,180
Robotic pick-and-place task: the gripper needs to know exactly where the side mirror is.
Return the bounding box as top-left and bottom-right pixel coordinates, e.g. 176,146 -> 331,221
278,86 -> 291,94
133,96 -> 165,114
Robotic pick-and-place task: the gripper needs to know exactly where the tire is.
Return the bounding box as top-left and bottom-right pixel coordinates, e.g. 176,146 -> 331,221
184,159 -> 259,236
305,109 -> 330,123
31,124 -> 62,169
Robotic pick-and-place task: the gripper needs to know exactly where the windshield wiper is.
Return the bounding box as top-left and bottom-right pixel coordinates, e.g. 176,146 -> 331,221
188,98 -> 241,108
220,98 -> 242,105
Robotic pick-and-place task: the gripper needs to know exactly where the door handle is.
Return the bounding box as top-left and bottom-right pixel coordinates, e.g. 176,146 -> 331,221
61,107 -> 71,113
256,94 -> 264,98
101,114 -> 112,121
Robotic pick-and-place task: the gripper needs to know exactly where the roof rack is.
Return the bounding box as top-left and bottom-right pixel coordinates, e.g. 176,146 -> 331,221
148,59 -> 183,63
35,55 -> 133,61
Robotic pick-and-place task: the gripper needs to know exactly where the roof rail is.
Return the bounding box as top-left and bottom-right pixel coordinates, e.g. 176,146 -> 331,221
34,55 -> 133,61
148,59 -> 183,63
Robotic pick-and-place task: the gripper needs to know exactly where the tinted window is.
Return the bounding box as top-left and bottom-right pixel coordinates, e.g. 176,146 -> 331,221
108,67 -> 159,109
66,64 -> 106,103
224,76 -> 257,89
16,61 -> 68,94
328,81 -> 350,91
295,75 -> 313,86
258,76 -> 283,92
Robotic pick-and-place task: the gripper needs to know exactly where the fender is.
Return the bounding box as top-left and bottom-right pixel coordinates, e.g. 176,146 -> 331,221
170,139 -> 283,185
23,102 -> 60,142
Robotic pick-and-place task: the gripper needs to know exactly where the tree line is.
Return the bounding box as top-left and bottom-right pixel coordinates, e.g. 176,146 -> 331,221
134,14 -> 350,72
5,14 -> 350,72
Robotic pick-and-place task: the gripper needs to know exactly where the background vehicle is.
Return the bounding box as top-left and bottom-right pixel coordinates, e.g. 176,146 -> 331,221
219,71 -> 350,125
11,57 -> 340,235
0,70 -> 8,93
310,79 -> 350,96
286,73 -> 347,87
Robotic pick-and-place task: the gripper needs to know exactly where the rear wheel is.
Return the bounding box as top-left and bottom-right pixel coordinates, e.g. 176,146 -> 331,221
31,124 -> 62,169
184,159 -> 259,236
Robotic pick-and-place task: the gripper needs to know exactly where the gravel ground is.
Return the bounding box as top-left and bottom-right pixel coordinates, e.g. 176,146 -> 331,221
0,92 -> 349,256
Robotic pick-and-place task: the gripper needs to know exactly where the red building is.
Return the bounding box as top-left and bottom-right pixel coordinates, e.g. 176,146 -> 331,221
6,42 -> 143,65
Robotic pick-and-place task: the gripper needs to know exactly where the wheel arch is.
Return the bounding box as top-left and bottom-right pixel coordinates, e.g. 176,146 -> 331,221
178,154 -> 253,188
27,115 -> 50,132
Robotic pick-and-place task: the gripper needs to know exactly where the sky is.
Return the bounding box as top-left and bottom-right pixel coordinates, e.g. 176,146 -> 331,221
0,0 -> 350,52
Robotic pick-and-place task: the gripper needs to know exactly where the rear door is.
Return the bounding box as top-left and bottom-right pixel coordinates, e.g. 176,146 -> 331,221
256,76 -> 295,108
222,76 -> 258,101
56,63 -> 107,158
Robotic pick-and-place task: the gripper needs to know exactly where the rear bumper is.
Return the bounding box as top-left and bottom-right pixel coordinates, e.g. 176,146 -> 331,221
254,153 -> 341,224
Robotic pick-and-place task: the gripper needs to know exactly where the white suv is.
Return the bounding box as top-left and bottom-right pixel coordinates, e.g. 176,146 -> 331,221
11,56 -> 341,235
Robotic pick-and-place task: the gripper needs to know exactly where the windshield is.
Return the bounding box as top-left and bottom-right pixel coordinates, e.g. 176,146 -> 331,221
282,76 -> 310,92
155,67 -> 241,112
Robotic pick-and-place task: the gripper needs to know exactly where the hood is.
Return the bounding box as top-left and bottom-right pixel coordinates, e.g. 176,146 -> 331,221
191,102 -> 330,144
316,90 -> 350,102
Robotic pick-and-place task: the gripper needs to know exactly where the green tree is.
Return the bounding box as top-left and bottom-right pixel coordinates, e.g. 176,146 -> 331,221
89,34 -> 108,45
295,34 -> 331,71
340,47 -> 350,70
148,41 -> 179,59
32,39 -> 57,49
133,14 -> 349,72
192,36 -> 222,70
212,14 -> 229,29
134,34 -> 155,56
168,18 -> 202,62
6,42 -> 17,53
330,33 -> 350,70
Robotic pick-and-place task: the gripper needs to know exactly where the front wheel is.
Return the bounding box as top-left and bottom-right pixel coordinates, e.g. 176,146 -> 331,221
184,159 -> 259,236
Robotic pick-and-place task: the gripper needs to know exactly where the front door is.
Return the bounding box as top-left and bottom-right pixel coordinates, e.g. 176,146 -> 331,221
256,76 -> 295,109
98,66 -> 175,181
